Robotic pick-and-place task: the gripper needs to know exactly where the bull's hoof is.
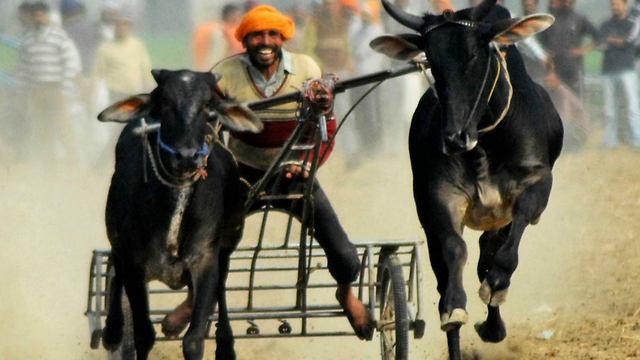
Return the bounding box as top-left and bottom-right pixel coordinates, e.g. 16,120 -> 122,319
215,343 -> 237,360
102,329 -> 122,351
183,335 -> 205,360
162,308 -> 192,338
479,280 -> 508,306
474,318 -> 507,343
215,323 -> 236,360
440,308 -> 468,332
102,321 -> 123,351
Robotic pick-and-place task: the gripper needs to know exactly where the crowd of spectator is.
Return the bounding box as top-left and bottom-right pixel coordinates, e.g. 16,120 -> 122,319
3,0 -> 640,170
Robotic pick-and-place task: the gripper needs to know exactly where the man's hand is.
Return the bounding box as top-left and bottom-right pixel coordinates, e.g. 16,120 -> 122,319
285,164 -> 310,180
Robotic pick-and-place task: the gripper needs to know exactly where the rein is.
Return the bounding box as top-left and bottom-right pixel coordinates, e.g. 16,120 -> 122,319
140,118 -> 219,189
479,49 -> 512,133
420,15 -> 514,135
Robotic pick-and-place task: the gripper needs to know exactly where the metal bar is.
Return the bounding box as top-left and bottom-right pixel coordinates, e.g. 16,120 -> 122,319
85,252 -> 97,315
133,122 -> 160,136
283,211 -> 295,248
357,247 -> 368,301
366,245 -> 376,322
228,265 -> 324,272
95,253 -> 104,318
408,246 -> 417,302
150,308 -> 348,320
144,304 -> 344,316
243,62 -> 421,111
291,144 -> 315,150
155,331 -> 357,341
232,239 -> 422,253
227,250 -> 411,260
297,126 -> 323,335
245,120 -> 312,211
247,208 -> 269,310
333,63 -> 421,94
414,244 -> 425,323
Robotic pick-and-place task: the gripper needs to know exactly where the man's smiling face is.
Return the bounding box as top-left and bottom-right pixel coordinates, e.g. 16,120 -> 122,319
243,29 -> 284,70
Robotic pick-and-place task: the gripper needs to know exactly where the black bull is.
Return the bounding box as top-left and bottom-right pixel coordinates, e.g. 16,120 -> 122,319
99,70 -> 262,360
372,0 -> 563,358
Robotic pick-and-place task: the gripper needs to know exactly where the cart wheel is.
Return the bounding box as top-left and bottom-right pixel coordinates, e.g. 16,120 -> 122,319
105,267 -> 136,360
378,255 -> 409,360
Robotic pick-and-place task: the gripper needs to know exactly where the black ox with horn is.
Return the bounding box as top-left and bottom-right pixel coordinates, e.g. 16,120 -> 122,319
371,0 -> 563,358
99,69 -> 262,360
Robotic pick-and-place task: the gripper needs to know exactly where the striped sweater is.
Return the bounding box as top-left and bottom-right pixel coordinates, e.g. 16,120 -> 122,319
17,25 -> 82,91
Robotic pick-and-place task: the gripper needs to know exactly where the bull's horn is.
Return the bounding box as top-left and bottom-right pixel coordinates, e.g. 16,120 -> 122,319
381,0 -> 423,32
470,0 -> 498,21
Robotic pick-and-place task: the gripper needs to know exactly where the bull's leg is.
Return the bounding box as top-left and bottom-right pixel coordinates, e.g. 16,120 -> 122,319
415,190 -> 468,360
121,265 -> 156,360
162,288 -> 194,338
474,227 -> 510,343
418,202 -> 468,330
183,257 -> 219,360
102,260 -> 124,351
475,173 -> 553,342
215,247 -> 236,360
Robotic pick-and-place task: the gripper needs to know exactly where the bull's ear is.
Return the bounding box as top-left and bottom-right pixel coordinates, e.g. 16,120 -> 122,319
370,34 -> 423,61
216,102 -> 263,133
491,14 -> 554,45
98,94 -> 152,123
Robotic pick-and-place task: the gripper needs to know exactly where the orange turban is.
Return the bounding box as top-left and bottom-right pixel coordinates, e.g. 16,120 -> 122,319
234,5 -> 295,42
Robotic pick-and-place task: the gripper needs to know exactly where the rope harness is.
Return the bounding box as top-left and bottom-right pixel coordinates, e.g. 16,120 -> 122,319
418,14 -> 514,135
140,118 -> 220,189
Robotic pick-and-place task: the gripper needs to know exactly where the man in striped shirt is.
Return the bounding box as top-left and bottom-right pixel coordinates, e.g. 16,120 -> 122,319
16,1 -> 81,164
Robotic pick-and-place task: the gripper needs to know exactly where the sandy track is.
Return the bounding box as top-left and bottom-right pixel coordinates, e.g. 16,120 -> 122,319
2,130 -> 639,359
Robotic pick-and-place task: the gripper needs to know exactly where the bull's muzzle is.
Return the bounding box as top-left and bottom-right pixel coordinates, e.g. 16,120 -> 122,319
443,131 -> 478,155
160,145 -> 208,178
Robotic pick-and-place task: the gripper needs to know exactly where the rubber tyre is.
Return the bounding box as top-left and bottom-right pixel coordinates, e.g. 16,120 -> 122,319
105,266 -> 136,360
379,255 -> 409,360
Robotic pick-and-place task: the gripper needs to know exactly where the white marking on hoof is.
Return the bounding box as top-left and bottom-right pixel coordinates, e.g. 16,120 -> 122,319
479,280 -> 509,306
440,308 -> 468,332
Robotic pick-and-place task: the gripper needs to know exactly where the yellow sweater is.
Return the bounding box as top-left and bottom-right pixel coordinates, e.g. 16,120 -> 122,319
92,36 -> 155,95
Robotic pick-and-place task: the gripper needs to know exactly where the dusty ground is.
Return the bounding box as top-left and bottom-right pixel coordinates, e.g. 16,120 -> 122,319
1,124 -> 640,360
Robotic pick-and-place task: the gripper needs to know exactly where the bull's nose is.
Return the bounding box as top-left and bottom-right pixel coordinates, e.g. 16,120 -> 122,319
172,148 -> 205,173
175,148 -> 197,162
443,131 -> 476,154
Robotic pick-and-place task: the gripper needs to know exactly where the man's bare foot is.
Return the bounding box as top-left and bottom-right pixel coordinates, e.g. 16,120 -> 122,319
161,295 -> 193,338
336,283 -> 375,340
